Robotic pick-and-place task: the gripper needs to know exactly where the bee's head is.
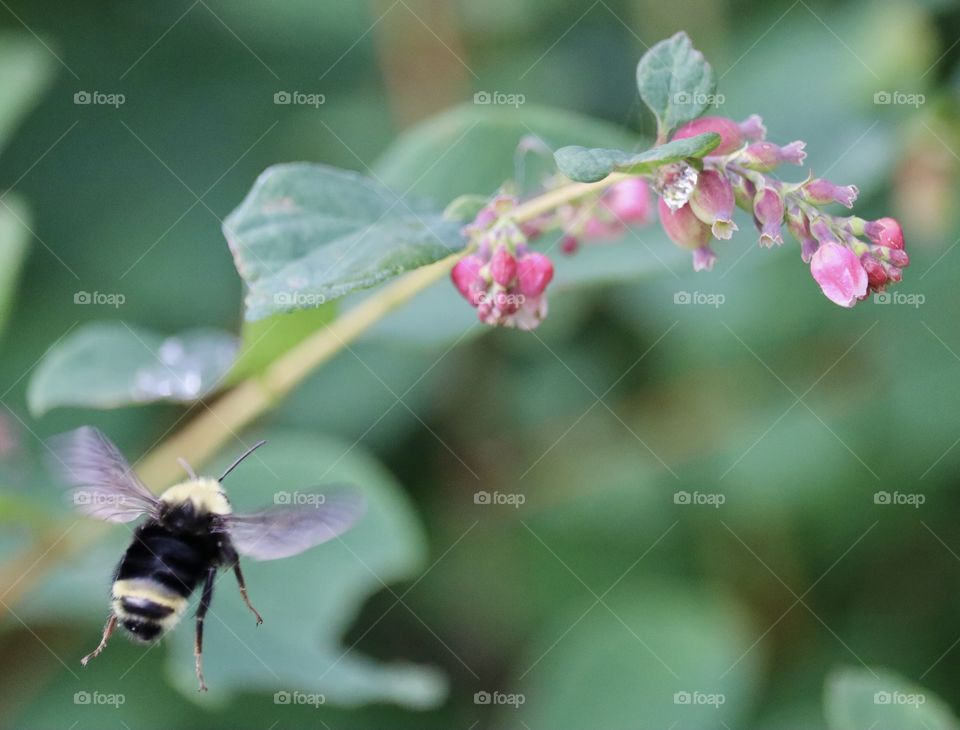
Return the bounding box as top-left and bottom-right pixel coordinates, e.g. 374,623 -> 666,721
157,478 -> 231,534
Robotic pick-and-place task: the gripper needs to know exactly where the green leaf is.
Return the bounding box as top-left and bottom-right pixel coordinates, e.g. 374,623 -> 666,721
554,132 -> 720,183
224,163 -> 465,321
636,31 -> 717,140
27,322 -> 239,416
0,33 -> 57,153
825,667 -> 960,730
227,303 -> 338,382
0,194 -> 32,343
164,429 -> 445,708
512,584 -> 760,730
373,103 -> 641,201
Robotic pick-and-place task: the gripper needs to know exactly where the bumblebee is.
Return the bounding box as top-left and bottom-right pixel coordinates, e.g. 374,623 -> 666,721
52,427 -> 365,691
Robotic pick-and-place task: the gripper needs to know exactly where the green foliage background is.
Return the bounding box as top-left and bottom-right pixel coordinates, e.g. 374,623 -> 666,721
1,0 -> 959,728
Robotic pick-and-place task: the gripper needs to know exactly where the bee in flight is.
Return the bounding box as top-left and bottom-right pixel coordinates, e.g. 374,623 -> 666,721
51,427 -> 365,691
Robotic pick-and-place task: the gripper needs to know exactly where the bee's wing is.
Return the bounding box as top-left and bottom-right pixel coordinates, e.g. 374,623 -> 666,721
222,488 -> 365,561
48,426 -> 159,523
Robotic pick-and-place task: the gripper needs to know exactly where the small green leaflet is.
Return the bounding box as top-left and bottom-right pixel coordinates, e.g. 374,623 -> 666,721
553,132 -> 720,183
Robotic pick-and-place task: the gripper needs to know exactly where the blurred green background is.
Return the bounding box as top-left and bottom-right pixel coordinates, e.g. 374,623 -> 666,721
1,0 -> 960,728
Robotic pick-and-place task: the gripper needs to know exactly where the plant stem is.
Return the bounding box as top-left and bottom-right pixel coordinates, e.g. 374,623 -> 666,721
0,170 -> 632,616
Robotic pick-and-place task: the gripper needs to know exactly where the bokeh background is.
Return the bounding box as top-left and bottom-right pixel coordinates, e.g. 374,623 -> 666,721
1,0 -> 959,728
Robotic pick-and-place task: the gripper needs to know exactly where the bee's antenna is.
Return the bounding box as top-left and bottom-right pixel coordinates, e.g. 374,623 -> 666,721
219,440 -> 267,481
177,457 -> 197,480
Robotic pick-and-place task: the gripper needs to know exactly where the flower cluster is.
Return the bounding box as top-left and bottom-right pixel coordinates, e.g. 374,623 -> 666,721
451,196 -> 555,330
657,115 -> 909,307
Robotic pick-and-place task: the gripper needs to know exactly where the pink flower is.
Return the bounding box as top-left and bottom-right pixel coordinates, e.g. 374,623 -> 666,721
864,217 -> 904,250
738,114 -> 766,141
602,178 -> 651,223
672,116 -> 745,156
802,178 -> 859,209
753,187 -> 785,247
740,140 -> 806,171
689,170 -> 738,239
658,198 -> 712,250
810,242 -> 868,307
451,255 -> 485,304
490,245 -> 517,287
517,252 -> 554,297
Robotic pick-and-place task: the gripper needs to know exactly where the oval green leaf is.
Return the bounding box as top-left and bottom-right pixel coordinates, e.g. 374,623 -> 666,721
27,322 -> 239,416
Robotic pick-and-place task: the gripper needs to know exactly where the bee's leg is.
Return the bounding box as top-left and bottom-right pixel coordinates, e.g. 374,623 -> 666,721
194,566 -> 216,692
232,561 -> 263,625
80,613 -> 117,666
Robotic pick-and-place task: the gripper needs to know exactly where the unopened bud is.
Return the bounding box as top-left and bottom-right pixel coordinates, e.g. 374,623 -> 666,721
672,116 -> 745,156
864,217 -> 904,250
602,178 -> 651,223
489,246 -> 517,287
802,178 -> 859,209
753,187 -> 785,246
739,140 -> 806,171
658,198 -> 713,251
689,169 -> 738,240
451,255 -> 485,301
517,252 -> 554,298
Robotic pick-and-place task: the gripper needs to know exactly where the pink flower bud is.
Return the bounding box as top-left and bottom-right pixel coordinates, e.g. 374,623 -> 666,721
658,198 -> 712,251
802,178 -> 859,209
490,245 -> 517,287
693,245 -> 717,272
517,252 -> 554,298
753,187 -> 785,247
689,169 -> 738,240
740,140 -> 807,171
560,234 -> 578,254
864,217 -> 904,250
810,242 -> 868,307
738,114 -> 766,141
583,216 -> 625,240
887,248 -> 910,268
860,255 -> 888,292
672,116 -> 744,156
602,178 -> 651,223
785,207 -> 819,263
451,255 -> 485,301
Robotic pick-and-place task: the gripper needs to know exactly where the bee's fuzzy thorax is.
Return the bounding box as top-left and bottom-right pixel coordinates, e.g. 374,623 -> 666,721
159,478 -> 231,516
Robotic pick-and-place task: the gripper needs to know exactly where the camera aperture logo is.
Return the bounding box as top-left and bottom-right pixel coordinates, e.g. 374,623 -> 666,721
273,690 -> 325,707
74,291 -> 125,308
474,490 -> 526,508
674,291 -> 725,308
74,690 -> 125,708
874,690 -> 925,708
473,90 -> 525,108
873,90 -> 925,108
873,291 -> 924,308
474,690 -> 525,708
674,490 -> 725,508
673,91 -> 725,108
74,90 -> 125,108
274,491 -> 327,508
274,291 -> 327,308
674,690 -> 726,708
274,91 -> 326,108
874,490 -> 925,508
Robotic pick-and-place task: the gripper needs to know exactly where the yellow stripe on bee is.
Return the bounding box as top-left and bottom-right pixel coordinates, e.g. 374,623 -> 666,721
112,578 -> 187,631
159,478 -> 232,516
